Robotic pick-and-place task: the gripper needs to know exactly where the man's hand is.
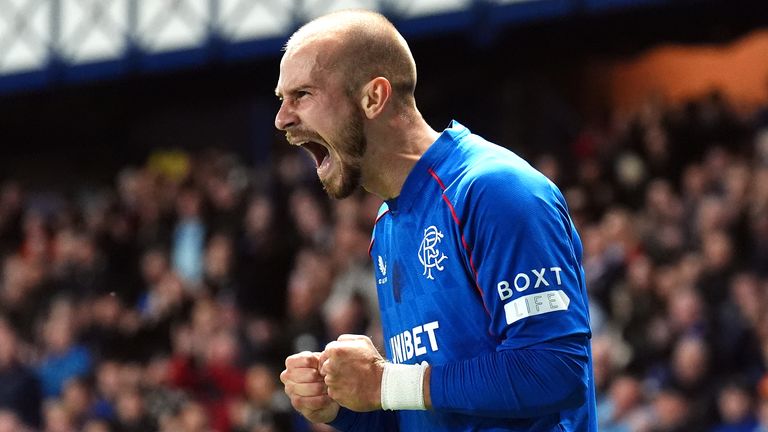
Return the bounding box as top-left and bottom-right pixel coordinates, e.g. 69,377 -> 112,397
319,334 -> 385,412
280,351 -> 340,423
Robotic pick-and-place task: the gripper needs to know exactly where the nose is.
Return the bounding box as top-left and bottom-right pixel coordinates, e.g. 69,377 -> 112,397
275,100 -> 298,131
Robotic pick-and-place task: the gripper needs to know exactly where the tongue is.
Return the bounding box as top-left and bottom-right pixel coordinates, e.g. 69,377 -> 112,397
317,150 -> 334,177
319,153 -> 331,169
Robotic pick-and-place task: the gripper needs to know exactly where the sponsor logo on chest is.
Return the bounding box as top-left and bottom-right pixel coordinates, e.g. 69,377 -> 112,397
388,320 -> 440,364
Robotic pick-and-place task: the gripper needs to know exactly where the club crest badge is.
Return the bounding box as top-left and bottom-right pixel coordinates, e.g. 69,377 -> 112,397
418,225 -> 447,280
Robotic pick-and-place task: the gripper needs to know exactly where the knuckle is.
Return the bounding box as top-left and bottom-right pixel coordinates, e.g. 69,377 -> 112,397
295,382 -> 320,397
325,341 -> 342,354
286,351 -> 314,368
311,368 -> 323,380
290,395 -> 302,408
309,382 -> 324,394
307,395 -> 328,410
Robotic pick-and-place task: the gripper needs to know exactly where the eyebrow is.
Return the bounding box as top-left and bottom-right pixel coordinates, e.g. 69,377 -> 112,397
275,85 -> 316,100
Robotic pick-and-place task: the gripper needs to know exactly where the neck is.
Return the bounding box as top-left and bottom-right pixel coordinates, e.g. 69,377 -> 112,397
361,109 -> 440,200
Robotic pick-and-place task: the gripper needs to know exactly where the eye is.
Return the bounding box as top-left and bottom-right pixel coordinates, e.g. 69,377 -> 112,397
296,90 -> 310,99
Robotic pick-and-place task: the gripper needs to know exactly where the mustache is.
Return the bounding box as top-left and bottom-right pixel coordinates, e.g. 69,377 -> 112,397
285,130 -> 323,144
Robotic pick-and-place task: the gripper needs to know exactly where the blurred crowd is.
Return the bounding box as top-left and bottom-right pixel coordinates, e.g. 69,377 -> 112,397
563,91 -> 768,432
0,144 -> 381,432
0,89 -> 767,432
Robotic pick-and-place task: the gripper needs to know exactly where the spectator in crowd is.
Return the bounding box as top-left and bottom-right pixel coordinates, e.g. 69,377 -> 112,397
0,315 -> 41,429
142,354 -> 189,425
235,193 -> 294,320
0,409 -> 32,432
59,377 -> 94,430
650,387 -> 691,432
36,299 -> 93,399
172,186 -> 206,287
41,399 -> 77,432
81,418 -> 111,432
229,363 -> 292,432
711,379 -> 759,432
111,387 -> 156,432
597,374 -> 650,432
90,360 -> 121,421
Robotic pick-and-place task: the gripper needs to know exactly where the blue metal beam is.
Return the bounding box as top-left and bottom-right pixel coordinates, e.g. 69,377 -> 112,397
0,0 -> 690,95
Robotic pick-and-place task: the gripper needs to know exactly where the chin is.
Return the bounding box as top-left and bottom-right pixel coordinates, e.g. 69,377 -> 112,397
323,183 -> 355,200
320,159 -> 362,199
322,175 -> 357,199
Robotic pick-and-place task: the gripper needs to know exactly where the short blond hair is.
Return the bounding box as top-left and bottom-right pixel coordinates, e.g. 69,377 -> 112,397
285,10 -> 417,104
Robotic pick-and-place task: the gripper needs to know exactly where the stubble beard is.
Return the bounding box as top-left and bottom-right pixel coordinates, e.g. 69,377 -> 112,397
323,109 -> 366,200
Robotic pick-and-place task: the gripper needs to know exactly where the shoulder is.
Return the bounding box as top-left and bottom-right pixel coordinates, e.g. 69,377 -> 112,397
447,137 -> 569,227
456,140 -> 556,205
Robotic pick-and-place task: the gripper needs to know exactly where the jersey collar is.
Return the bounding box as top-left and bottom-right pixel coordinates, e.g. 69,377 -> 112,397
386,120 -> 470,214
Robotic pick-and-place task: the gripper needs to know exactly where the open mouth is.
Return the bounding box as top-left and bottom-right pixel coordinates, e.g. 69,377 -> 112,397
299,141 -> 330,168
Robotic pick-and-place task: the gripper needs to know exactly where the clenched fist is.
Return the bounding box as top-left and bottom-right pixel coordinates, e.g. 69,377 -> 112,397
319,334 -> 386,412
280,351 -> 340,423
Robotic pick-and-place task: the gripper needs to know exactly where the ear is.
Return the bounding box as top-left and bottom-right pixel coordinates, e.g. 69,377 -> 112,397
360,77 -> 391,120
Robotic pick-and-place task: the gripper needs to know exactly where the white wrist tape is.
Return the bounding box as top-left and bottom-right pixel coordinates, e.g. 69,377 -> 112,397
380,361 -> 429,411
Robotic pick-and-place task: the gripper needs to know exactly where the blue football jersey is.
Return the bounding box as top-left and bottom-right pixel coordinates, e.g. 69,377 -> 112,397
364,121 -> 597,431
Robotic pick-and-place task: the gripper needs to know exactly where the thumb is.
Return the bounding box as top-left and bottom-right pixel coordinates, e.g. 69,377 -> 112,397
317,350 -> 329,376
337,334 -> 370,342
337,334 -> 376,351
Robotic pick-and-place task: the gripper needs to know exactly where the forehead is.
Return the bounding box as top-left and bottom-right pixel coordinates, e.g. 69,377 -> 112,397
277,38 -> 340,92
